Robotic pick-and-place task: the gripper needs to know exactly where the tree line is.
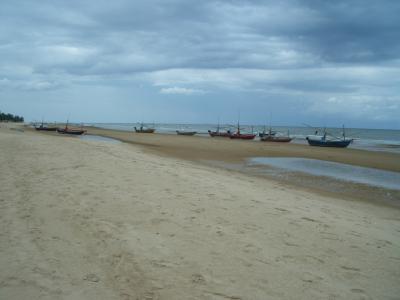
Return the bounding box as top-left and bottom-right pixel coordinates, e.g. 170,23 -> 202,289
0,111 -> 24,122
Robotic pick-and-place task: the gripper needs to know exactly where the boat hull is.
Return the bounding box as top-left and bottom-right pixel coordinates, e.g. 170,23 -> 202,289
176,131 -> 197,136
208,131 -> 231,137
134,129 -> 155,133
35,127 -> 58,131
261,136 -> 292,142
306,138 -> 352,148
57,129 -> 86,135
230,134 -> 256,140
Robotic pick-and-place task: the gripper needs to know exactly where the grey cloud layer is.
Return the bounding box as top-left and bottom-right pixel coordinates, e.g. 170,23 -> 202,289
1,0 -> 399,125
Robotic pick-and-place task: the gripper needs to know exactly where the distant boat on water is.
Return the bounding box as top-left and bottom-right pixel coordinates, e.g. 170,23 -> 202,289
306,126 -> 353,148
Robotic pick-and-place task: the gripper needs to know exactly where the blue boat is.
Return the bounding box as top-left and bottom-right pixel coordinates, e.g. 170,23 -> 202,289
306,126 -> 353,148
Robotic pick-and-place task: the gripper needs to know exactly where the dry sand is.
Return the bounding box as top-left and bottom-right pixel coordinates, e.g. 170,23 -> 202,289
1,124 -> 400,299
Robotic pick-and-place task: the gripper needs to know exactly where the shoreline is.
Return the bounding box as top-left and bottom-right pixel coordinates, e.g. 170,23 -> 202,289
84,126 -> 400,206
83,126 -> 400,172
28,124 -> 400,207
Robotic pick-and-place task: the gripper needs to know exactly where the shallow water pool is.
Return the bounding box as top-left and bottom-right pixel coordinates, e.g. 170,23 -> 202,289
248,157 -> 400,191
79,135 -> 121,144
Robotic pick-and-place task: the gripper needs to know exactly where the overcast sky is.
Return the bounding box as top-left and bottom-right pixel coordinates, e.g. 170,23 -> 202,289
1,0 -> 400,128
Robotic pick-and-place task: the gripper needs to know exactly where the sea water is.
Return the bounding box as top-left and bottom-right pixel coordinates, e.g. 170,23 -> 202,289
248,157 -> 400,191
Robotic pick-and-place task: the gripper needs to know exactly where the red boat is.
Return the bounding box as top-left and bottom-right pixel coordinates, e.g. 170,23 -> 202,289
230,131 -> 256,140
229,121 -> 256,140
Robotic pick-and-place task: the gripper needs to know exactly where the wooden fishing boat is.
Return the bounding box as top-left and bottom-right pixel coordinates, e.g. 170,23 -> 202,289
208,130 -> 231,137
134,127 -> 155,133
208,121 -> 231,137
57,127 -> 86,135
229,128 -> 256,140
261,135 -> 292,142
260,128 -> 291,142
134,123 -> 155,133
176,130 -> 197,136
229,121 -> 256,140
57,120 -> 86,135
230,132 -> 256,140
34,120 -> 57,131
306,126 -> 353,148
306,136 -> 352,147
35,124 -> 57,131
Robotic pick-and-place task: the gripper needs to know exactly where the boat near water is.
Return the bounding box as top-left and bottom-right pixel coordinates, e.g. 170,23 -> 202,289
134,123 -> 155,133
306,126 -> 353,148
57,120 -> 86,135
260,128 -> 292,142
230,123 -> 256,140
208,130 -> 231,137
208,122 -> 232,137
34,121 -> 57,131
176,130 -> 197,136
258,126 -> 276,138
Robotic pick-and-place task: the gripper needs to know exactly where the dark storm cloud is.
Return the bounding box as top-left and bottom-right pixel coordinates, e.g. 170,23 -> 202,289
2,0 -> 399,75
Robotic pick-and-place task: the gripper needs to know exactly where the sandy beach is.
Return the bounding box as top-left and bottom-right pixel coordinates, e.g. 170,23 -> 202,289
84,127 -> 400,172
1,124 -> 400,299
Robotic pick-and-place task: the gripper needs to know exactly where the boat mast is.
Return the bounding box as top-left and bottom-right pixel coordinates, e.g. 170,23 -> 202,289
342,124 -> 346,140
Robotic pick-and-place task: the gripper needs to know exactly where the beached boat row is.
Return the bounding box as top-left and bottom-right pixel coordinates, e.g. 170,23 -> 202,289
35,121 -> 86,135
135,123 -> 353,148
34,120 -> 353,148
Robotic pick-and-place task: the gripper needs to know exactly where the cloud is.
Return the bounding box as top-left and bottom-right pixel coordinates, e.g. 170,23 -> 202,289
0,0 -> 399,127
159,87 -> 205,95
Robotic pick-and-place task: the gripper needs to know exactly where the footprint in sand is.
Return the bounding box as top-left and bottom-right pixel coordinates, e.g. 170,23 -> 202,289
83,273 -> 100,283
191,273 -> 206,284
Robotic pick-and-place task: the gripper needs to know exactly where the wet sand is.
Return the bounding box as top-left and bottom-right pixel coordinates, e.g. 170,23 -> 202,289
2,124 -> 399,299
83,126 -> 400,205
81,126 -> 400,173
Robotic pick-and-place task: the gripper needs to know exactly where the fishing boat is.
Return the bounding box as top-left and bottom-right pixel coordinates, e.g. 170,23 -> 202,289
34,121 -> 57,131
208,121 -> 231,137
258,125 -> 276,138
306,126 -> 353,148
208,129 -> 231,137
229,122 -> 256,140
57,121 -> 86,135
134,123 -> 155,133
176,130 -> 197,136
260,128 -> 292,142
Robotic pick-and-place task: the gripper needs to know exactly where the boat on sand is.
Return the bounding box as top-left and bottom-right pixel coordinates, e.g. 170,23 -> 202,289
57,121 -> 86,135
176,130 -> 197,136
134,123 -> 155,133
34,121 -> 57,131
306,126 -> 353,148
260,128 -> 292,142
